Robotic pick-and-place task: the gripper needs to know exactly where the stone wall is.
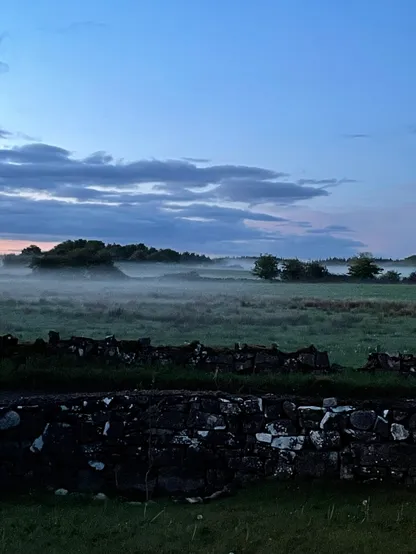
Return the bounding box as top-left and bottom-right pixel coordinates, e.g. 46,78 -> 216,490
2,390 -> 416,499
0,332 -> 333,374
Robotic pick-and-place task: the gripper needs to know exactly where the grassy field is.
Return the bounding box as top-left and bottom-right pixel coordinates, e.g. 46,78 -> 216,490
1,481 -> 416,554
2,277 -> 416,368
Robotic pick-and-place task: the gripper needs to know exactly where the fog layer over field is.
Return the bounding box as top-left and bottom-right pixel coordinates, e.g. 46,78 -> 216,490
2,261 -> 416,367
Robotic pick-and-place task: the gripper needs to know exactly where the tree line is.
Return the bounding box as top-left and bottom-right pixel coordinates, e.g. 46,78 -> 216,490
252,253 -> 416,283
1,240 -> 212,269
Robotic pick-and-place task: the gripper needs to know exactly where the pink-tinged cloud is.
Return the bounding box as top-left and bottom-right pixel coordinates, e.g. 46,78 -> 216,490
0,239 -> 57,255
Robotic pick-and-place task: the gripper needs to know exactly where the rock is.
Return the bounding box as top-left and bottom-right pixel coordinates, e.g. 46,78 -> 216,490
331,406 -> 354,414
374,416 -> 389,438
282,401 -> 297,421
391,423 -> 409,441
88,461 -> 105,471
187,411 -> 226,430
55,488 -> 69,496
349,410 -> 376,431
271,436 -> 306,450
266,420 -> 296,436
323,398 -> 337,409
299,407 -> 325,429
409,414 -> 416,430
344,429 -> 377,442
295,451 -> 338,477
93,493 -> 108,501
393,411 -> 408,422
158,468 -> 206,495
320,412 -> 345,430
309,430 -> 341,450
255,433 -> 272,444
0,411 -> 20,431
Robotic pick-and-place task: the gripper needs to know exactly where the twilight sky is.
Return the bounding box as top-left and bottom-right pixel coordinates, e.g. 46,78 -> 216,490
0,0 -> 415,258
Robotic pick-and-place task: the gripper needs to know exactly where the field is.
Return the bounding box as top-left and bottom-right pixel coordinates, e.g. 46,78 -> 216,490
2,264 -> 416,552
2,265 -> 416,370
2,480 -> 416,554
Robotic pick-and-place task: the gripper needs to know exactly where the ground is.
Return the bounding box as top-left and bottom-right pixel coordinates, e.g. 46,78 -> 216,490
1,270 -> 416,367
2,265 -> 416,552
1,480 -> 416,554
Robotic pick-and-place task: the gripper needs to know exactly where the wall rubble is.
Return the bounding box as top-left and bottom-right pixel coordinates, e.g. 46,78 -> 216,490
2,391 -> 416,498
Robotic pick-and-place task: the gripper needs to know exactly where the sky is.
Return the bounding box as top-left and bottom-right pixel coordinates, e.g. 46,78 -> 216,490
0,0 -> 415,258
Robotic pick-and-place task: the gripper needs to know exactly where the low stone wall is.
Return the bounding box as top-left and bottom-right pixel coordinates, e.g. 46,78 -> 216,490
0,332 -> 332,374
2,390 -> 416,498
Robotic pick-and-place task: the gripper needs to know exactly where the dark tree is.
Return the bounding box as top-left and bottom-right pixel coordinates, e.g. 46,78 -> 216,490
252,254 -> 280,280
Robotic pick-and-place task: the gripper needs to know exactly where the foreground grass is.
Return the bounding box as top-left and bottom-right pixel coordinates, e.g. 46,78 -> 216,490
2,280 -> 416,368
1,481 -> 416,553
2,356 -> 416,398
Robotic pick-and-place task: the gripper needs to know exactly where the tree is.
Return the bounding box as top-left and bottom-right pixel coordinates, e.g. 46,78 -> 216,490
280,259 -> 306,281
252,254 -> 280,280
21,245 -> 42,256
304,260 -> 330,280
348,253 -> 382,280
379,270 -> 401,283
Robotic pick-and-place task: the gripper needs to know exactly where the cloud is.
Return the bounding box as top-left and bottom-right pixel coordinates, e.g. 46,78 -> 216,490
0,33 -> 9,75
306,224 -> 352,235
54,21 -> 106,34
182,157 -> 211,164
0,136 -> 360,256
0,128 -> 12,139
343,133 -> 370,139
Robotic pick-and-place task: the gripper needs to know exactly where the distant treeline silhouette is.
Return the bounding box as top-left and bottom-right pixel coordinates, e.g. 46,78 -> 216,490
1,240 -> 212,268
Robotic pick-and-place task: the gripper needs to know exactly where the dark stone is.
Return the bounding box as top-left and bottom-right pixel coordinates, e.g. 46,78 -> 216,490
187,410 -> 226,430
242,398 -> 263,414
77,469 -> 105,493
264,400 -> 283,419
147,410 -> 187,430
266,419 -> 296,436
158,468 -> 205,495
295,451 -> 338,477
242,415 -> 264,433
104,421 -> 125,440
282,401 -> 297,421
227,456 -> 264,473
309,430 -> 341,450
115,464 -> 157,497
374,416 -> 390,438
299,407 -> 325,429
349,410 -> 376,431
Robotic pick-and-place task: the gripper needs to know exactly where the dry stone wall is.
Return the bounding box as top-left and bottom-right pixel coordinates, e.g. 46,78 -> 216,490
2,390 -> 416,499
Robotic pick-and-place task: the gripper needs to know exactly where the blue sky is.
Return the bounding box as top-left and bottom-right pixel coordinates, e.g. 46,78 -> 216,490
0,0 -> 415,257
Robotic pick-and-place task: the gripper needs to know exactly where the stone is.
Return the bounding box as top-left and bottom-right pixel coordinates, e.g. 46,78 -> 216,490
0,411 -> 20,431
309,430 -> 341,450
391,423 -> 409,441
320,412 -> 345,430
55,488 -> 69,496
93,493 -> 108,501
187,411 -> 226,430
393,411 -> 408,422
282,401 -> 297,421
242,415 -> 264,433
271,436 -> 306,450
331,406 -> 354,414
88,461 -> 105,471
295,451 -> 338,477
323,397 -> 337,409
158,468 -> 205,495
266,420 -> 296,436
299,407 -> 325,429
344,430 -> 377,442
255,433 -> 272,444
349,410 -> 376,431
374,416 -> 389,438
409,414 -> 416,430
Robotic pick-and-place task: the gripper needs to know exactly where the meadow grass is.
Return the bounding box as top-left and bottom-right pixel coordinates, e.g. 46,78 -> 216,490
2,279 -> 416,367
1,480 -> 416,554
